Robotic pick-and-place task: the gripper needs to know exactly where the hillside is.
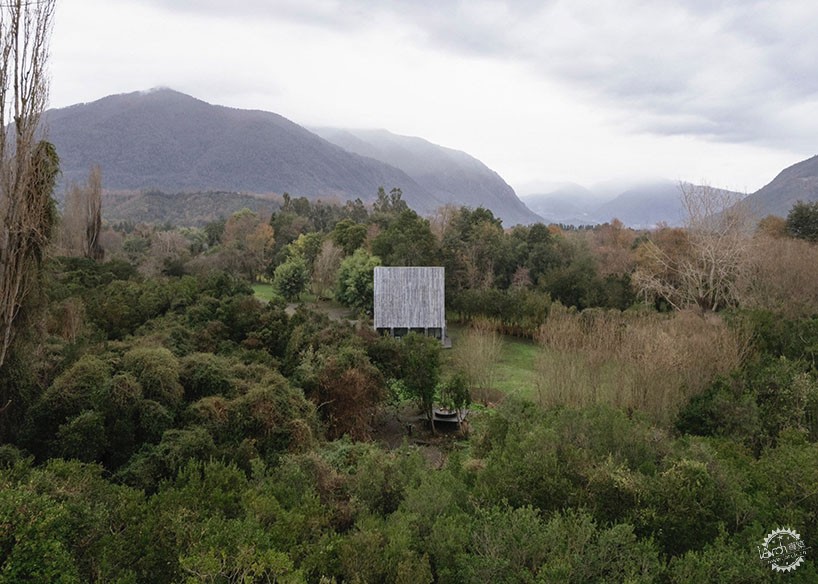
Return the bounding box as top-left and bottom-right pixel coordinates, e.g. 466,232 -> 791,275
741,154 -> 818,217
45,89 -> 441,212
312,128 -> 542,225
102,191 -> 278,226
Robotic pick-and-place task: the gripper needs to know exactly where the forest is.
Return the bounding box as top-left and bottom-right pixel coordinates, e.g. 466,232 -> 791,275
2,168 -> 818,582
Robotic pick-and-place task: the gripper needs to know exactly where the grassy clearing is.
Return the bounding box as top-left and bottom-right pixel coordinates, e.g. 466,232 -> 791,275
252,283 -> 280,302
493,336 -> 539,400
252,284 -> 320,305
446,322 -> 539,401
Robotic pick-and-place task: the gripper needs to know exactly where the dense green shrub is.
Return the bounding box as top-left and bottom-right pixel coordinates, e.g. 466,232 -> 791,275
122,347 -> 183,409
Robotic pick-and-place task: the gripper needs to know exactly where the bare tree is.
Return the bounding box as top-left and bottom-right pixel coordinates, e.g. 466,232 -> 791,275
59,165 -> 104,259
0,0 -> 58,368
633,183 -> 752,312
311,239 -> 343,299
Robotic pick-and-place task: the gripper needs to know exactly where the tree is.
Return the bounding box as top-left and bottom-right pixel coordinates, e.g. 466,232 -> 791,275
60,165 -> 104,260
0,0 -> 58,368
443,207 -> 506,290
371,209 -> 440,266
331,218 -> 367,255
221,209 -> 274,281
372,186 -> 408,217
311,240 -> 343,299
273,254 -> 309,301
786,200 -> 818,242
453,319 -> 502,404
633,184 -> 751,312
336,248 -> 380,313
400,333 -> 441,431
244,221 -> 276,278
438,371 -> 470,427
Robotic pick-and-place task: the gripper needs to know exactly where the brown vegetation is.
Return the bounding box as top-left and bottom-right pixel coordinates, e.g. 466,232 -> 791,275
633,184 -> 752,312
741,234 -> 818,318
452,318 -> 503,404
535,305 -> 749,424
58,165 -> 104,259
0,0 -> 57,367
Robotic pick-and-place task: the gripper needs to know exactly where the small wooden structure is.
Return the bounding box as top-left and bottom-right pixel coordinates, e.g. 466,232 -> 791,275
373,266 -> 447,344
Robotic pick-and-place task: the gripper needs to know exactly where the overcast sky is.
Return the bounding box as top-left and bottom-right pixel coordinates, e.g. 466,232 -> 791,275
50,0 -> 817,195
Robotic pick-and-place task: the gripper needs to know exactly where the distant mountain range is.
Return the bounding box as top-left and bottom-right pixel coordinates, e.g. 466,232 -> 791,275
45,89 -> 541,226
523,180 -> 690,227
42,88 -> 818,229
523,179 -> 768,228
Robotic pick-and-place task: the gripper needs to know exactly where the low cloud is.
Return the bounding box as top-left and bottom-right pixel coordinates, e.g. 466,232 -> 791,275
137,0 -> 817,153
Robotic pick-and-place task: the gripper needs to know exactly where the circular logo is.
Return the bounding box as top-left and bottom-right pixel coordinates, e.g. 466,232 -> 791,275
757,527 -> 808,573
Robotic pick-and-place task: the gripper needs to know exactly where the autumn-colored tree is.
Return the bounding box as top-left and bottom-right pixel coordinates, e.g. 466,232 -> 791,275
587,218 -> 637,277
741,235 -> 818,318
221,209 -> 275,281
756,214 -> 788,239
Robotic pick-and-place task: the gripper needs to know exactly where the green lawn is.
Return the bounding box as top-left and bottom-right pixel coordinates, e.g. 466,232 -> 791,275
446,322 -> 540,401
252,283 -> 280,303
493,335 -> 539,400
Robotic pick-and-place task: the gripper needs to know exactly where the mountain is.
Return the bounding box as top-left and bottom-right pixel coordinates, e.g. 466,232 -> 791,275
44,88 -> 540,223
593,180 -> 686,228
521,180 -> 687,227
45,89 -> 441,212
521,183 -> 601,225
741,154 -> 818,217
312,128 -> 542,225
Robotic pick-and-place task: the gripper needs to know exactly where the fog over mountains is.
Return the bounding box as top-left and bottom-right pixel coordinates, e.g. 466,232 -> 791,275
311,128 -> 541,226
523,180 -> 690,227
43,88 -> 818,228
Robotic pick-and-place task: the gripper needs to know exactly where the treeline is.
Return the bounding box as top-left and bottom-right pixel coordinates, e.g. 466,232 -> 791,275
90,188 -> 636,337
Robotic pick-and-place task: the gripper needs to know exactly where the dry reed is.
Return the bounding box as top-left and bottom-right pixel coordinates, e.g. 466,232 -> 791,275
534,305 -> 749,425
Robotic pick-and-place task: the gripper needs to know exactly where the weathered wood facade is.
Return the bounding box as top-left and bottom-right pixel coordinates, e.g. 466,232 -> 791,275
373,266 -> 446,343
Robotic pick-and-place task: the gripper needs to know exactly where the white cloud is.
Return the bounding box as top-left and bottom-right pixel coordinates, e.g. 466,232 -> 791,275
48,0 -> 817,193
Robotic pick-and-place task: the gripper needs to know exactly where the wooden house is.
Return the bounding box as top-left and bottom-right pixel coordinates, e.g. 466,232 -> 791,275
373,266 -> 447,344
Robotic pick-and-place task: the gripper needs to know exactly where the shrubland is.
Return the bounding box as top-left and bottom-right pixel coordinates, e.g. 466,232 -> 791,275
1,185 -> 817,581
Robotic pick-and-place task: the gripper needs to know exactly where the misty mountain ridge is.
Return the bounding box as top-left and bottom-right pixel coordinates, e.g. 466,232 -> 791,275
44,89 -> 542,225
523,180 -> 749,228
523,180 -> 686,227
311,127 -> 541,226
